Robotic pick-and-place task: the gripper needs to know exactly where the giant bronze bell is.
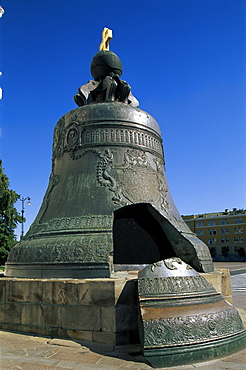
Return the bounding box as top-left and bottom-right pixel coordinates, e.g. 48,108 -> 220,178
5,32 -> 214,278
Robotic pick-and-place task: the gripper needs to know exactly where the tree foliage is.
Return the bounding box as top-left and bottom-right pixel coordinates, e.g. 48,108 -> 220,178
209,247 -> 216,259
221,246 -> 230,260
0,160 -> 22,264
238,247 -> 246,259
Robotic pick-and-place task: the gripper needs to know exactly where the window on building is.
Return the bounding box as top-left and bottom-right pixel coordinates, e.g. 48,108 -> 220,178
221,237 -> 230,244
220,219 -> 229,225
196,230 -> 204,236
234,227 -> 243,234
208,220 -> 216,226
195,220 -> 204,227
234,247 -> 238,252
208,238 -> 216,244
234,237 -> 244,243
186,222 -> 190,228
220,228 -> 229,234
234,217 -> 243,224
208,229 -> 216,235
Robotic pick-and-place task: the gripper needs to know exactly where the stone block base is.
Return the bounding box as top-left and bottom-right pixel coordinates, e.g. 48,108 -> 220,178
202,268 -> 232,304
0,269 -> 236,345
0,276 -> 138,346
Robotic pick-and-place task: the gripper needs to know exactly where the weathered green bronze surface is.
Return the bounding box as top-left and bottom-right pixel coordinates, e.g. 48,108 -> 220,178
5,50 -> 214,278
138,258 -> 246,367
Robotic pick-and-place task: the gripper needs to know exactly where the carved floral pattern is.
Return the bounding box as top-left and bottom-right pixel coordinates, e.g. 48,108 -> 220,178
47,215 -> 113,231
8,233 -> 112,263
138,275 -> 215,295
154,158 -> 169,210
143,308 -> 244,347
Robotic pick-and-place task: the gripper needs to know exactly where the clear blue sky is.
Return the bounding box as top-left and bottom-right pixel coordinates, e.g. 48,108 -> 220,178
0,0 -> 245,239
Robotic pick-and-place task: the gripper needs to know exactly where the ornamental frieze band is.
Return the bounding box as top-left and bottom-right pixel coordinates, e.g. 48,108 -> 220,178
138,275 -> 215,295
45,215 -> 113,231
143,308 -> 245,347
53,121 -> 163,160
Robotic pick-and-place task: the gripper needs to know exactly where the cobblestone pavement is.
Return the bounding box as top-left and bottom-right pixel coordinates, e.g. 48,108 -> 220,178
231,273 -> 246,292
1,330 -> 246,370
213,262 -> 246,274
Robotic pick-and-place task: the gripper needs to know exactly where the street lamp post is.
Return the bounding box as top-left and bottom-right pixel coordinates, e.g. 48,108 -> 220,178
20,196 -> 31,239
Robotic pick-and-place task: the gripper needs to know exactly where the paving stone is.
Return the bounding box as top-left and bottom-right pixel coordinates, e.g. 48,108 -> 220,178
26,347 -> 55,358
0,360 -> 31,370
0,359 -> 20,370
1,353 -> 62,367
100,352 -> 150,368
193,363 -> 246,369
49,349 -> 97,363
121,361 -> 151,369
222,348 -> 246,363
58,361 -> 110,369
77,339 -> 115,353
11,341 -> 43,350
10,362 -> 64,370
5,348 -> 28,356
48,346 -> 103,364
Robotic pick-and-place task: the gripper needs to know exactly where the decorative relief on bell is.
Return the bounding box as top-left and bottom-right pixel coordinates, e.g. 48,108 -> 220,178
52,119 -> 163,162
62,144 -> 169,210
8,234 -> 113,264
66,124 -> 79,147
47,215 -> 113,231
143,309 -> 245,347
138,275 -> 215,295
31,173 -> 60,227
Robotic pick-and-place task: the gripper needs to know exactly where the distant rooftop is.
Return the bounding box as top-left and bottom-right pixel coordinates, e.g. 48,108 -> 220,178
182,208 -> 246,219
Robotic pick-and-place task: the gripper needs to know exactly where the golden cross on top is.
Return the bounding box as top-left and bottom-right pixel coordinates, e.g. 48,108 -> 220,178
99,28 -> 113,51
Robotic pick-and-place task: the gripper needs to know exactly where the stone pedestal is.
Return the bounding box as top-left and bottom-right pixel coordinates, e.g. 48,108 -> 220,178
0,269 -> 243,346
202,268 -> 232,304
0,276 -> 138,345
